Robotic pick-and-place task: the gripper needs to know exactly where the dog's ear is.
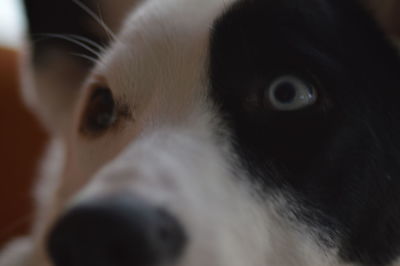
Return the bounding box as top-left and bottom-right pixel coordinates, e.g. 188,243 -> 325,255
21,0 -> 139,134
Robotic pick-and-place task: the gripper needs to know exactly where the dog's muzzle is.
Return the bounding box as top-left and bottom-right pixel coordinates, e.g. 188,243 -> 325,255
46,196 -> 187,266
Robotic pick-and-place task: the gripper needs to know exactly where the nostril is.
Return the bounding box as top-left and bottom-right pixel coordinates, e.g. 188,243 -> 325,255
47,196 -> 187,266
159,215 -> 176,243
155,209 -> 187,257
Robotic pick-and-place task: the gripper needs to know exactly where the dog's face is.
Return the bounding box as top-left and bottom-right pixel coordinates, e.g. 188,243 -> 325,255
18,0 -> 400,265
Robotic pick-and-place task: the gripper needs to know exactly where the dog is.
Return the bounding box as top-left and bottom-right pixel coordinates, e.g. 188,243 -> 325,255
1,0 -> 400,265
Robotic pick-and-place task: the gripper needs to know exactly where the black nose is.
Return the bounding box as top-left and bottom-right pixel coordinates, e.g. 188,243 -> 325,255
47,196 -> 187,266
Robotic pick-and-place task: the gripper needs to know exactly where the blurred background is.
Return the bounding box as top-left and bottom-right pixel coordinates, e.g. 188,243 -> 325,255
0,0 -> 47,248
0,0 -> 26,47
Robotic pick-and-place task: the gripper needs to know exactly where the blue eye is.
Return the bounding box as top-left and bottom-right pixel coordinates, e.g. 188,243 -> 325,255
267,75 -> 317,111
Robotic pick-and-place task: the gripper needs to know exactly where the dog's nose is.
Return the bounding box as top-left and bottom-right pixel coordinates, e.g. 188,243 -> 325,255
47,196 -> 187,266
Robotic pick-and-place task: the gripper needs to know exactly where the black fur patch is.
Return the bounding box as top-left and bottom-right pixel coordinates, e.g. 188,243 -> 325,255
209,0 -> 400,265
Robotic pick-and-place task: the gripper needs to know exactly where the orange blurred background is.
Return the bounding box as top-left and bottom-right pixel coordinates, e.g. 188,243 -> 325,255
0,47 -> 46,248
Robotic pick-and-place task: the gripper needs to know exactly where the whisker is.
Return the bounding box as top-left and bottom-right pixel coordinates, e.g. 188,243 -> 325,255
72,0 -> 117,41
34,33 -> 102,58
64,34 -> 107,53
70,52 -> 102,65
95,3 -> 113,41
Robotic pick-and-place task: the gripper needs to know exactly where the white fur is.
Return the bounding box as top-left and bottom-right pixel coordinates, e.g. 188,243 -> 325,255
1,0 -> 363,265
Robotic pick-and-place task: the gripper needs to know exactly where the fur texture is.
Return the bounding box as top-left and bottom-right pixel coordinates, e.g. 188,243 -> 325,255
1,0 -> 400,265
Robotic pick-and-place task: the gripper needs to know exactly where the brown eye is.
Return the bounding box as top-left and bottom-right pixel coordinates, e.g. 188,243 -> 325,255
81,87 -> 117,135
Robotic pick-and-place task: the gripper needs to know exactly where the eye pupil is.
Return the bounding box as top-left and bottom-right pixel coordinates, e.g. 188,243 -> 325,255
267,75 -> 317,111
95,113 -> 114,128
82,87 -> 116,135
273,82 -> 297,104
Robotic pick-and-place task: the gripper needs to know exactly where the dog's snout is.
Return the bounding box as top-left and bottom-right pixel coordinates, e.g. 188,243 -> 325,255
47,196 -> 187,266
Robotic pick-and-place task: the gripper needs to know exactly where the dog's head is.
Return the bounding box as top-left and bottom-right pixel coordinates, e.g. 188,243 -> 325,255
22,0 -> 400,265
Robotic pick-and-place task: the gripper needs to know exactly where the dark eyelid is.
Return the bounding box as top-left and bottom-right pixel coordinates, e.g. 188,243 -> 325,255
80,96 -> 134,137
79,74 -> 135,139
80,87 -> 115,137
